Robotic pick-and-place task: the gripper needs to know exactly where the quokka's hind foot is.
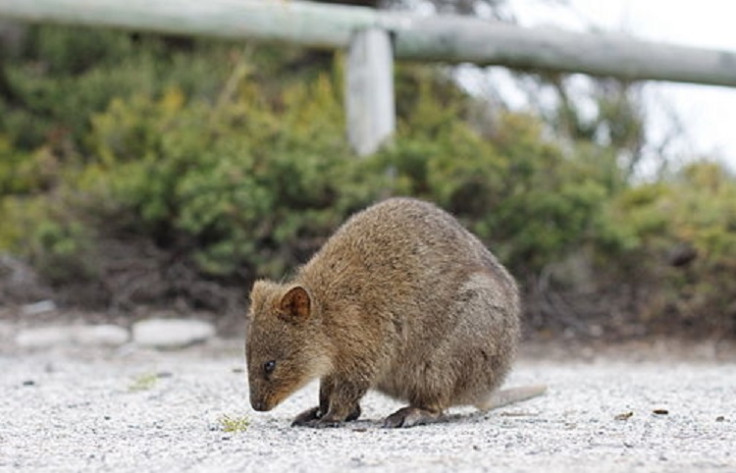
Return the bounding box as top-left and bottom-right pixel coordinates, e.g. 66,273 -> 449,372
383,406 -> 443,428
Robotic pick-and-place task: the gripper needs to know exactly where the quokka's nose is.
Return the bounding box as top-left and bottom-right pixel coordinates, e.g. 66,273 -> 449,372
251,398 -> 267,411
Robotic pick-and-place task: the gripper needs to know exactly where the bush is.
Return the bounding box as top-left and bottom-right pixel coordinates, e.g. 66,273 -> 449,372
1,33 -> 389,308
599,162 -> 736,335
83,73 -> 385,279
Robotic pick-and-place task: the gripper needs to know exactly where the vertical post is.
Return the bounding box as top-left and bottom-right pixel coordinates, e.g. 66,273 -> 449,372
347,28 -> 395,156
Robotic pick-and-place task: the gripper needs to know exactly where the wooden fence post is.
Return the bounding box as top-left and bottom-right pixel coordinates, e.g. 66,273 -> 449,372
347,28 -> 395,156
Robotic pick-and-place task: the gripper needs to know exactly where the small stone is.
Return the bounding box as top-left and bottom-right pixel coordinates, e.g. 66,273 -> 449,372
22,380 -> 35,386
73,325 -> 129,347
15,326 -> 72,348
132,319 -> 216,349
652,409 -> 669,415
15,324 -> 130,348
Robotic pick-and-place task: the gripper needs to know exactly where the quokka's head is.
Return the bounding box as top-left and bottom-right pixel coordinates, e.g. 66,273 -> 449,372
244,280 -> 330,412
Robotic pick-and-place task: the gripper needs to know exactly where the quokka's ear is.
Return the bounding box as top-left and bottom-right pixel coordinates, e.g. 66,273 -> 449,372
278,285 -> 311,321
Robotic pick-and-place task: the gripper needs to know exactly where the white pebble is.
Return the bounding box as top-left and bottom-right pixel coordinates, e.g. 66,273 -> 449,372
132,318 -> 216,349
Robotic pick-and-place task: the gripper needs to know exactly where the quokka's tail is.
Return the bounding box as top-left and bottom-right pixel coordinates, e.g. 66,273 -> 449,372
475,385 -> 547,411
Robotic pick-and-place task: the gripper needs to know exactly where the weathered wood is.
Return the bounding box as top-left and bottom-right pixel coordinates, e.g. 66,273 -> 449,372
347,28 -> 395,156
2,0 -> 736,88
388,17 -> 736,87
0,0 -> 376,48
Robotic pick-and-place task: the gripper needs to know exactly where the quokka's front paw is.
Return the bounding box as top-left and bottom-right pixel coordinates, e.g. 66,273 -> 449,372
291,406 -> 322,426
291,412 -> 344,429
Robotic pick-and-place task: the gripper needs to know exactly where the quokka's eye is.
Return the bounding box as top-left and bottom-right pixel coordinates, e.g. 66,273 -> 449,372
263,360 -> 276,375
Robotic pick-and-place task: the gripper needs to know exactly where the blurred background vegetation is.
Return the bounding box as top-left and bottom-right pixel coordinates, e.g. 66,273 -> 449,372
0,8 -> 734,339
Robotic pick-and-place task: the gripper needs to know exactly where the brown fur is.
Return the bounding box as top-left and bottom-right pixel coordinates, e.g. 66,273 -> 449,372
245,197 -> 526,428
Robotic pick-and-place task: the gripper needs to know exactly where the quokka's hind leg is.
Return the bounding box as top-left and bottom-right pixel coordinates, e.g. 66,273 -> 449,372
383,406 -> 444,428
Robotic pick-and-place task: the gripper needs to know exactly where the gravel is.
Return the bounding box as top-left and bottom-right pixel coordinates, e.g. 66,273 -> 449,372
0,331 -> 734,473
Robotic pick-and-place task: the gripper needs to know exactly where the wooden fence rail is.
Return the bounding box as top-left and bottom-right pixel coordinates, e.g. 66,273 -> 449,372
2,0 -> 736,154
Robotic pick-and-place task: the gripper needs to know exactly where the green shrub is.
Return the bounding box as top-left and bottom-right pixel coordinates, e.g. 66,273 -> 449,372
81,72 -> 387,279
601,162 -> 736,333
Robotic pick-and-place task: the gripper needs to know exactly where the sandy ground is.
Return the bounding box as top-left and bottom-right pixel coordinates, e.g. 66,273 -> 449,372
1,330 -> 734,473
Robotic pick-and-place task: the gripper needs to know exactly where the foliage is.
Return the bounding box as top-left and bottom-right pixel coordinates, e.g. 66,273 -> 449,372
1,27 -> 385,292
601,162 -> 736,334
1,25 -> 734,337
218,414 -> 251,433
83,75 -> 366,279
128,373 -> 159,392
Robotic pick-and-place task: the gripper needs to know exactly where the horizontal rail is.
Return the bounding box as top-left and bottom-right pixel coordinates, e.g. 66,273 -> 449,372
2,0 -> 736,87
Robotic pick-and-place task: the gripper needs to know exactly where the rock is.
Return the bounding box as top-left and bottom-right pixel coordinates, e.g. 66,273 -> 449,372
74,325 -> 130,347
15,324 -> 131,348
15,326 -> 72,348
132,319 -> 216,349
15,319 -> 214,350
